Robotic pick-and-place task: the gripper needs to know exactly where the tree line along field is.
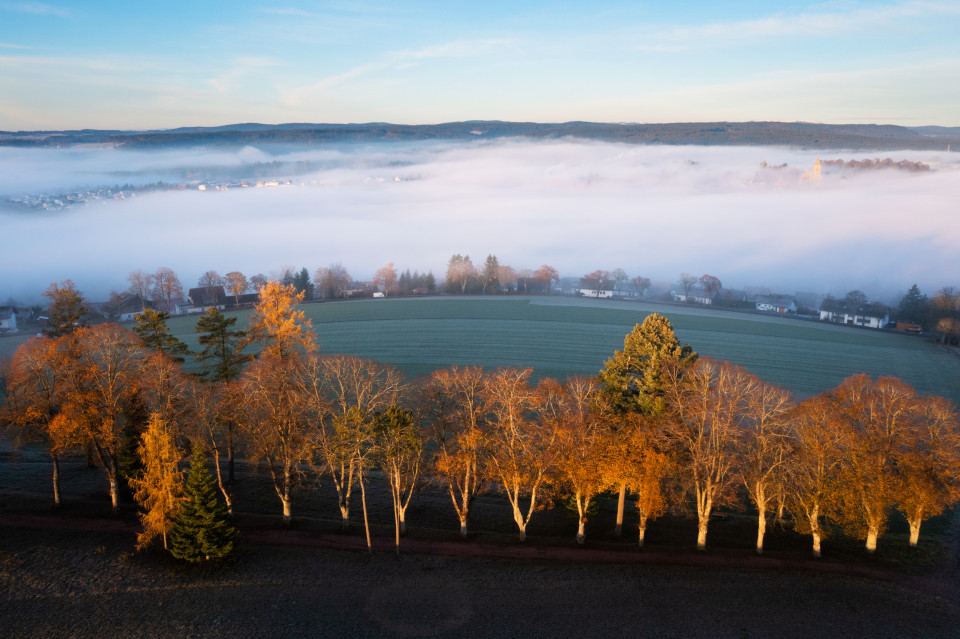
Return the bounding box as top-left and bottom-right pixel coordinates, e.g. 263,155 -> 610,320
140,296 -> 960,404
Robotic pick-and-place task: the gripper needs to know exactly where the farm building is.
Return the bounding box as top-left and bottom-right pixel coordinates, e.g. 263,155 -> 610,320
179,286 -> 227,314
671,287 -> 713,305
755,294 -> 797,314
819,298 -> 890,329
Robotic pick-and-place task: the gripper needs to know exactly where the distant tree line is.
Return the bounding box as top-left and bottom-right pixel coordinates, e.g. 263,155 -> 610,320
3,283 -> 959,563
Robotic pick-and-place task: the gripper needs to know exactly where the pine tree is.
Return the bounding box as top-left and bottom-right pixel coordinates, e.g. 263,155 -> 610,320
169,444 -> 237,562
133,309 -> 190,362
195,307 -> 250,381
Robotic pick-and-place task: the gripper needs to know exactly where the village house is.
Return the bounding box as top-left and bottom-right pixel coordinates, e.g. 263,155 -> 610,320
754,294 -> 797,314
0,307 -> 17,332
179,286 -> 227,314
819,298 -> 890,329
671,287 -> 713,305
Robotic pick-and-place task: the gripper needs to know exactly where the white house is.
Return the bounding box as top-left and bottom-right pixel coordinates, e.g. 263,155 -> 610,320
671,288 -> 713,305
819,298 -> 890,329
0,307 -> 17,331
579,287 -> 614,299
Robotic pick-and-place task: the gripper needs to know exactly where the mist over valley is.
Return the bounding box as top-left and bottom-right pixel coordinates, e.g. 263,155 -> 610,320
1,137 -> 957,304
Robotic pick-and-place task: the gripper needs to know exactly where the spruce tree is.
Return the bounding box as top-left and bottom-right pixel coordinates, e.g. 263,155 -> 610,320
169,444 -> 237,562
133,309 -> 190,362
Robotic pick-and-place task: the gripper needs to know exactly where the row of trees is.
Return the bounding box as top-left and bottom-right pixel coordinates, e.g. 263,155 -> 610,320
4,285 -> 959,558
445,255 -> 561,295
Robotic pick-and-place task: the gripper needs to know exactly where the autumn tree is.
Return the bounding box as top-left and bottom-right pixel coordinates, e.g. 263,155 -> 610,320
310,355 -> 403,544
133,309 -> 189,362
699,274 -> 722,300
127,269 -> 154,309
832,375 -> 916,553
615,414 -> 673,547
496,264 -> 517,293
424,365 -> 490,537
784,395 -> 845,557
631,276 -> 651,297
532,265 -> 559,295
327,262 -> 352,299
236,356 -> 313,523
169,443 -> 237,562
224,271 -> 248,305
43,280 -> 87,337
484,368 -> 559,541
130,413 -> 183,550
244,281 -> 317,359
664,358 -> 754,550
64,324 -> 145,511
446,254 -> 476,295
373,262 -> 398,296
552,376 -> 608,544
198,270 -> 224,288
4,336 -> 77,504
737,379 -> 793,554
152,267 -> 183,313
373,404 -> 423,554
895,394 -> 960,547
183,381 -> 236,511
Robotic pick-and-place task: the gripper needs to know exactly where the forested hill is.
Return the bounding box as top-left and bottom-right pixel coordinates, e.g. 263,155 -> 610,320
2,120 -> 959,150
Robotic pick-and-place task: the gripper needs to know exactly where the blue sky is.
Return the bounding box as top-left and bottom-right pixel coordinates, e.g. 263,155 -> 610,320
1,1 -> 958,130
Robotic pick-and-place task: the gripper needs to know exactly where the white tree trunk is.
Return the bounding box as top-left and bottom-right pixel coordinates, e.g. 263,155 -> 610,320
51,455 -> 61,506
577,519 -> 586,545
808,507 -> 822,558
109,475 -> 120,513
908,519 -> 921,547
281,496 -> 292,524
865,526 -> 879,553
638,513 -> 648,548
697,517 -> 709,550
360,476 -> 373,554
812,530 -> 822,558
339,504 -> 351,531
756,506 -> 766,555
615,483 -> 626,536
459,515 -> 468,538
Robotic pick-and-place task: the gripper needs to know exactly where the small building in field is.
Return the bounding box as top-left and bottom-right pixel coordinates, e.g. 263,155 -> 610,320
671,287 -> 713,305
180,286 -> 227,314
754,294 -> 797,314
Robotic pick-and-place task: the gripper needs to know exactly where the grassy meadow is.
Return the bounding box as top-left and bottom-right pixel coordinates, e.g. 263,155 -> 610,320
4,295 -> 959,402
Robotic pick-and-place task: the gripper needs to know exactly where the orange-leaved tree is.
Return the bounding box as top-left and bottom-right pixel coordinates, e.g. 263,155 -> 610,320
130,413 -> 183,550
244,280 -> 317,359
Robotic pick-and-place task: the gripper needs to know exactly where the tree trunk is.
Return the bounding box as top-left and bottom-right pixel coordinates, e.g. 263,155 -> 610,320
908,518 -> 921,548
51,453 -> 61,506
615,483 -> 626,537
281,495 -> 292,524
211,448 -> 233,515
808,507 -> 822,558
756,505 -> 766,555
865,526 -> 879,553
812,530 -> 822,558
697,516 -> 709,550
360,475 -> 373,555
339,504 -> 351,531
637,513 -> 648,548
109,475 -> 120,513
577,518 -> 586,545
459,515 -> 468,538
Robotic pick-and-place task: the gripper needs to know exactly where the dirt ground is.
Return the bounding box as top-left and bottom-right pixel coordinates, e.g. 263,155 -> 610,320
3,445 -> 960,638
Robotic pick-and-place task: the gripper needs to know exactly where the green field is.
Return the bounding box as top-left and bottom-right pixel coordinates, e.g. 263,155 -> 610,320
4,296 -> 959,403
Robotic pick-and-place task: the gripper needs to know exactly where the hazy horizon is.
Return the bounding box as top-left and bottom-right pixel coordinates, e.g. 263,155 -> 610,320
1,138 -> 956,306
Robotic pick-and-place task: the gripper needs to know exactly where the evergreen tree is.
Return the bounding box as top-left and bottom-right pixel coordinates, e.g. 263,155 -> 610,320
599,313 -> 697,416
195,307 -> 250,381
133,309 -> 190,362
169,444 -> 237,562
898,284 -> 929,325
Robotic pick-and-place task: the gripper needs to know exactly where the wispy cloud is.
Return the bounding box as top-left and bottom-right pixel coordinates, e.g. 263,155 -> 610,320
0,42 -> 26,49
632,1 -> 960,51
283,38 -> 517,106
0,1 -> 70,17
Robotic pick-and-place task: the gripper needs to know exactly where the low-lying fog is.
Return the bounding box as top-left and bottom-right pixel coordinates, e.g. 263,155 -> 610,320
1,139 -> 957,303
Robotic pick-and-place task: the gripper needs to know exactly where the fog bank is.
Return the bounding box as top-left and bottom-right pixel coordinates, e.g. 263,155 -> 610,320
2,139 -> 957,304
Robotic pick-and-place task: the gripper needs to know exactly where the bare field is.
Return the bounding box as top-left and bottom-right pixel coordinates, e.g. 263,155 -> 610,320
3,443 -> 960,638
